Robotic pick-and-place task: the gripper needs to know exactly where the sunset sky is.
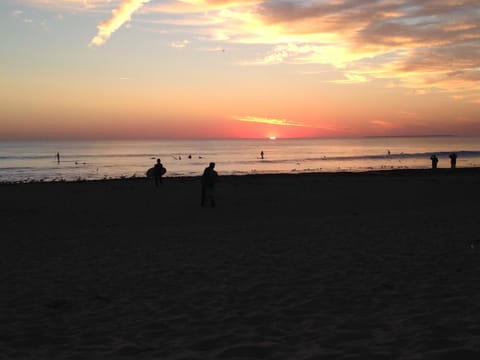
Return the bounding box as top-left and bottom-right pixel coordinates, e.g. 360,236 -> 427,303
1,0 -> 479,139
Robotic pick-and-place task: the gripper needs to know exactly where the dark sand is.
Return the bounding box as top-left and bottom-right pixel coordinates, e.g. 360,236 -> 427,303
1,169 -> 480,359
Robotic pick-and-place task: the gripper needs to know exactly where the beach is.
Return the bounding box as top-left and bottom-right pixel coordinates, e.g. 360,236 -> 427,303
1,169 -> 480,359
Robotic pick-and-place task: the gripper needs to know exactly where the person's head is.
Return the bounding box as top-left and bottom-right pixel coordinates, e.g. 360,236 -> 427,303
209,162 -> 215,169
157,158 -> 161,164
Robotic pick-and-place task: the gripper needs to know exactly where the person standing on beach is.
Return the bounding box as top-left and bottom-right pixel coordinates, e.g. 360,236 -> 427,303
201,162 -> 218,207
449,153 -> 457,169
56,152 -> 60,164
260,150 -> 264,160
153,159 -> 166,187
430,154 -> 439,169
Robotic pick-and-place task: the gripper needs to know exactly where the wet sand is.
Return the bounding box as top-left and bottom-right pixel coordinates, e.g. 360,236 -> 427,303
1,169 -> 480,359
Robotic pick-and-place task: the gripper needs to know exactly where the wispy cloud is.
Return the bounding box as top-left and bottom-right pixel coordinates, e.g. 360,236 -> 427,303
233,115 -> 312,128
170,40 -> 190,48
370,120 -> 394,128
89,0 -> 150,47
256,1 -> 480,94
143,0 -> 480,98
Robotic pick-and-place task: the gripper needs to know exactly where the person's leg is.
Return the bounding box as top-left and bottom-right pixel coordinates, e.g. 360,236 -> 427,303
210,189 -> 216,207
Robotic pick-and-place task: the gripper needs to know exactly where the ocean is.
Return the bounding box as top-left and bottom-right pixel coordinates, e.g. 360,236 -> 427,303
1,137 -> 479,182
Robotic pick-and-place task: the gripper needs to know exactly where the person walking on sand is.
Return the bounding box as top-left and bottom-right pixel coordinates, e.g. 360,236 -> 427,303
153,159 -> 166,187
201,162 -> 218,207
56,152 -> 60,164
430,154 -> 439,169
449,152 -> 457,169
260,150 -> 264,160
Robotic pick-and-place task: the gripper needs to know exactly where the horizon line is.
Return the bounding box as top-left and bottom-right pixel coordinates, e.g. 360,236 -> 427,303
0,134 -> 468,142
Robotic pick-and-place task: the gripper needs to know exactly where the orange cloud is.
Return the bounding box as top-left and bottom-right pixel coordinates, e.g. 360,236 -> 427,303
233,115 -> 313,128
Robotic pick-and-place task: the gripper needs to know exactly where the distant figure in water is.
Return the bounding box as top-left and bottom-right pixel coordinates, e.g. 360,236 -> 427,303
449,152 -> 457,169
201,162 -> 218,207
56,152 -> 60,164
430,154 -> 439,169
154,159 -> 166,187
260,150 -> 264,160
387,150 -> 391,156
188,154 -> 192,159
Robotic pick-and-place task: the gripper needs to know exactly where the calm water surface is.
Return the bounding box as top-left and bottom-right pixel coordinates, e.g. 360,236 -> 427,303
1,137 -> 479,182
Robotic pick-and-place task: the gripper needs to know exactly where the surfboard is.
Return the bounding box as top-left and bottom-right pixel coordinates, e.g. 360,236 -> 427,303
146,167 -> 167,178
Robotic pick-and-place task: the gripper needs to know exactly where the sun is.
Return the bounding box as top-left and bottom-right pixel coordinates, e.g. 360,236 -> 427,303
269,136 -> 277,140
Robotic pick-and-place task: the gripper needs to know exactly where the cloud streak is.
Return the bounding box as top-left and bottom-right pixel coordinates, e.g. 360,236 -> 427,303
89,0 -> 150,46
233,115 -> 312,128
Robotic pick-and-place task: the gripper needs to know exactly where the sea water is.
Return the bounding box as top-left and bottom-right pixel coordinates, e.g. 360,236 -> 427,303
1,137 -> 479,182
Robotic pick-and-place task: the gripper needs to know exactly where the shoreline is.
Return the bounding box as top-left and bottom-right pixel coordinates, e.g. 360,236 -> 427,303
1,166 -> 479,186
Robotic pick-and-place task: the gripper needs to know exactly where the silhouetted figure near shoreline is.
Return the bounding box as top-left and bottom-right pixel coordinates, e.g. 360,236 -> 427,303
260,151 -> 264,160
56,152 -> 60,164
449,153 -> 457,169
153,159 -> 166,187
430,154 -> 439,169
201,162 -> 218,207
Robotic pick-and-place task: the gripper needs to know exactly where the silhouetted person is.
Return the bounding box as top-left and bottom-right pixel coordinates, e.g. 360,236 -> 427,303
260,150 -> 264,159
430,154 -> 439,169
56,152 -> 60,164
449,153 -> 457,169
153,159 -> 166,187
201,162 -> 218,207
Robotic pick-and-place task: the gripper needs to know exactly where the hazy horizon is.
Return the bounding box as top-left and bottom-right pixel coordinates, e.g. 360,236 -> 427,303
1,1 -> 479,140
0,133 -> 472,142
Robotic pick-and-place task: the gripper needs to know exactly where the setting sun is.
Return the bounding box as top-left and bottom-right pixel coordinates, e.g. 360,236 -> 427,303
269,136 -> 277,140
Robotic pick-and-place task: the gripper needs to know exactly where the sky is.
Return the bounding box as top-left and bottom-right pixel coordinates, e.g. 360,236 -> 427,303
1,0 -> 479,139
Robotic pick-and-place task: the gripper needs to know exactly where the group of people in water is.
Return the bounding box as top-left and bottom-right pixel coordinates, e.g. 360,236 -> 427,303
430,152 -> 458,169
152,158 -> 218,207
